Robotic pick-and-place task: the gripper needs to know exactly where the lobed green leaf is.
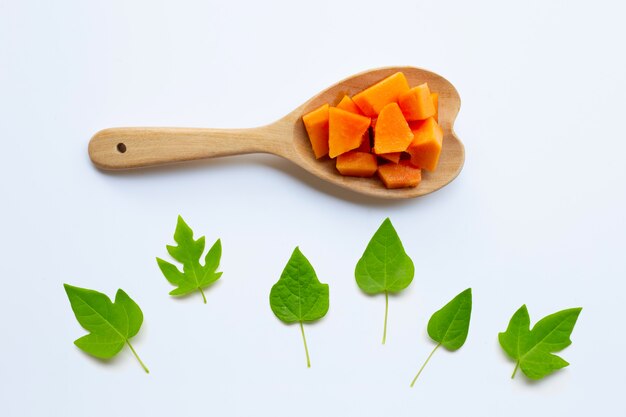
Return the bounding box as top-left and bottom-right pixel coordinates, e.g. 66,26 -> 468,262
156,216 -> 222,303
499,305 -> 582,380
64,284 -> 148,372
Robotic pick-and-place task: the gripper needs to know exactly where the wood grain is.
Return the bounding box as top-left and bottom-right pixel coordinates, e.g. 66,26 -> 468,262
88,66 -> 464,199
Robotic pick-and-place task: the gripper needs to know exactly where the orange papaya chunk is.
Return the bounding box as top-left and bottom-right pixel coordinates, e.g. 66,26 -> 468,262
336,151 -> 378,177
431,92 -> 439,122
302,104 -> 330,159
357,129 -> 371,153
398,83 -> 435,121
373,102 -> 414,154
336,95 -> 364,115
352,72 -> 410,117
338,96 -> 369,151
377,161 -> 422,188
407,117 -> 443,171
328,107 -> 371,158
376,152 -> 402,164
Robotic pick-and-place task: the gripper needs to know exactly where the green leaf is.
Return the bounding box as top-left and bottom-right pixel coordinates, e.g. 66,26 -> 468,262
269,247 -> 329,367
427,288 -> 473,350
156,215 -> 223,303
499,305 -> 582,380
410,288 -> 472,386
498,305 -> 531,362
63,284 -> 149,373
355,218 -> 414,344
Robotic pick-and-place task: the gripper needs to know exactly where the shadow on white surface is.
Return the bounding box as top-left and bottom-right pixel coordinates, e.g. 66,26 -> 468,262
84,153 -> 461,207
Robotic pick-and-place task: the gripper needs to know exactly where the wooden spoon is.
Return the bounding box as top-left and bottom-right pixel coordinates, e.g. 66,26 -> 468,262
88,67 -> 464,199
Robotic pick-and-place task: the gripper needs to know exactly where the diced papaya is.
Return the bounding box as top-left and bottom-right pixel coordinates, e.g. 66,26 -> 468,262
302,104 -> 330,159
407,117 -> 443,171
398,83 -> 435,121
328,107 -> 371,158
373,102 -> 414,154
337,95 -> 371,152
357,129 -> 371,152
431,92 -> 439,122
377,161 -> 422,188
336,151 -> 378,177
336,95 -> 364,115
304,72 -> 442,188
352,72 -> 410,117
376,152 -> 402,164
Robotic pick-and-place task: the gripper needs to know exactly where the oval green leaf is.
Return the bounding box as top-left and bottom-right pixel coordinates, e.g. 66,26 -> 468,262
411,288 -> 472,386
427,288 -> 473,350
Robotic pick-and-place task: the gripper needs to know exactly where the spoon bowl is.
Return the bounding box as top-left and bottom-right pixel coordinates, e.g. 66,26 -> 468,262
88,67 -> 464,199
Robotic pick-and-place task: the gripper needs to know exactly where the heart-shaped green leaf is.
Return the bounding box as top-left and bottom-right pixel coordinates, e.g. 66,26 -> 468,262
270,247 -> 329,367
355,218 -> 414,344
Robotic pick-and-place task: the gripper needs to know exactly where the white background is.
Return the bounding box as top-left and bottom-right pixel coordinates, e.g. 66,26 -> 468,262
1,0 -> 625,415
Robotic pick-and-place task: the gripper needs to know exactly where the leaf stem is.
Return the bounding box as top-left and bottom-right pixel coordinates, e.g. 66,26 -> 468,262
382,290 -> 389,345
511,361 -> 520,379
299,321 -> 311,368
410,343 -> 440,387
199,287 -> 207,304
126,341 -> 149,374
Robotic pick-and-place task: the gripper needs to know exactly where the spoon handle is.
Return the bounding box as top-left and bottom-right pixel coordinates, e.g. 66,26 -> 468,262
88,126 -> 288,170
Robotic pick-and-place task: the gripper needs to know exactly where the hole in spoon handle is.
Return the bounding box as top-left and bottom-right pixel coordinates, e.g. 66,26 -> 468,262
116,143 -> 127,153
